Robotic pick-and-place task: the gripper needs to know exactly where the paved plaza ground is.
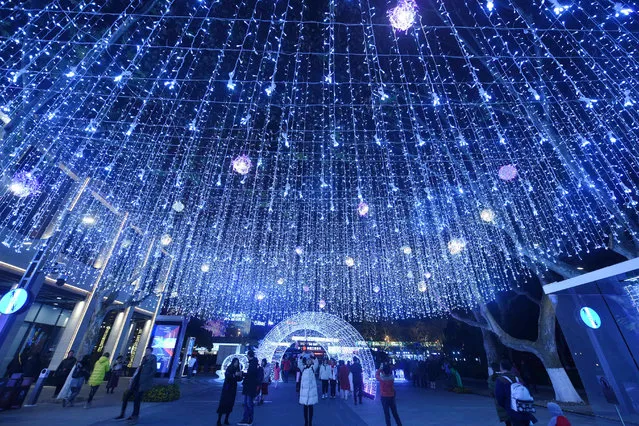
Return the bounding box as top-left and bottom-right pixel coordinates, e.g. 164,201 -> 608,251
0,377 -> 629,426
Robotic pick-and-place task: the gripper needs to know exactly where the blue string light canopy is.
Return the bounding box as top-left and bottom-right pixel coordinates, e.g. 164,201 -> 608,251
0,0 -> 638,321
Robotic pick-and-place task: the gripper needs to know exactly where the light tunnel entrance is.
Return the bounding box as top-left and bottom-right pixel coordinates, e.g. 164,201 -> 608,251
256,312 -> 377,396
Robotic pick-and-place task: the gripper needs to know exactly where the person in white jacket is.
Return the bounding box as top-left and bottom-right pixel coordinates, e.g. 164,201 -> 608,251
319,358 -> 331,399
299,354 -> 319,426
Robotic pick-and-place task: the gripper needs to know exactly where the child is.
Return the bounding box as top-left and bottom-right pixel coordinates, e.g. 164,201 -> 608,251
547,402 -> 571,426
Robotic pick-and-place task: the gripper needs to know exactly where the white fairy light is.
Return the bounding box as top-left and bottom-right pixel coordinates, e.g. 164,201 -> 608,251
160,234 -> 173,247
448,238 -> 466,255
201,263 -> 210,273
81,215 -> 97,226
345,256 -> 355,267
172,201 -> 185,212
402,246 -> 412,255
480,208 -> 496,223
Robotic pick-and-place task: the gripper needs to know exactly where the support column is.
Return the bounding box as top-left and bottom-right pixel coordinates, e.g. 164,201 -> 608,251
103,311 -> 126,357
65,213 -> 129,356
107,308 -> 134,360
47,300 -> 86,370
132,319 -> 152,367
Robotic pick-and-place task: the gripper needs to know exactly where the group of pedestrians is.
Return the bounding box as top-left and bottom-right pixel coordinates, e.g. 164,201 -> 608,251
52,348 -> 157,423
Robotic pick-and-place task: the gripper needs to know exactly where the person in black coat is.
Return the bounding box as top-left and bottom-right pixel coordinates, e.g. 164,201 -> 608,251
217,358 -> 243,426
53,350 -> 77,397
238,351 -> 259,426
350,357 -> 364,405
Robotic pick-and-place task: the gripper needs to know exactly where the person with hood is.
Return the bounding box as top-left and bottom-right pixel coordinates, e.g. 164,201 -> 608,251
494,359 -> 538,426
238,350 -> 259,426
85,352 -> 110,407
53,350 -> 76,397
329,359 -> 338,398
350,356 -> 364,405
217,358 -> 243,426
376,362 -> 403,426
547,402 -> 571,426
319,358 -> 331,399
115,347 -> 157,422
299,354 -> 319,426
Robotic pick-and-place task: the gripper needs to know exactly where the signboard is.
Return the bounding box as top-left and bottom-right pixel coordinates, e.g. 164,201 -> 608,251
0,288 -> 31,315
580,307 -> 601,329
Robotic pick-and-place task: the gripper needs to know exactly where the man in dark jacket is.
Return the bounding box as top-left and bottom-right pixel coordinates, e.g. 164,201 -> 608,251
350,357 -> 364,405
115,347 -> 157,423
494,359 -> 537,426
53,350 -> 76,397
238,350 -> 259,426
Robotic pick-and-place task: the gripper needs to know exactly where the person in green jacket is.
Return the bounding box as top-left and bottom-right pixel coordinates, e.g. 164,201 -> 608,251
85,352 -> 110,408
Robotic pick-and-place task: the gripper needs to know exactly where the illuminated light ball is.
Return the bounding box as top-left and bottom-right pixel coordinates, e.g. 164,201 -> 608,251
201,263 -> 210,273
319,299 -> 326,309
232,155 -> 252,175
8,172 -> 39,198
480,208 -> 496,223
170,291 -> 178,298
417,281 -> 427,293
447,238 -> 466,255
295,246 -> 304,256
277,278 -> 285,285
172,200 -> 185,212
357,201 -> 369,217
424,271 -> 432,279
407,271 -> 414,279
498,164 -> 518,181
303,285 -> 310,292
345,256 -> 355,267
388,0 -> 417,32
160,234 -> 173,246
121,239 -> 133,249
373,285 -> 381,294
81,215 -> 97,226
402,245 -> 412,255
255,291 -> 266,301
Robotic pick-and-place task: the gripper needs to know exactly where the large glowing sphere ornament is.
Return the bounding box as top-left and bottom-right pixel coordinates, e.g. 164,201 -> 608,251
201,263 -> 210,273
160,234 -> 173,246
480,208 -> 496,223
357,202 -> 369,217
319,299 -> 326,309
388,0 -> 417,32
448,238 -> 466,255
232,155 -> 252,175
277,278 -> 285,285
172,200 -> 185,212
402,246 -> 412,255
255,291 -> 266,301
498,164 -> 518,181
373,285 -> 381,294
417,281 -> 427,293
295,246 -> 304,256
81,215 -> 97,226
424,271 -> 432,279
345,256 -> 355,267
8,172 -> 40,198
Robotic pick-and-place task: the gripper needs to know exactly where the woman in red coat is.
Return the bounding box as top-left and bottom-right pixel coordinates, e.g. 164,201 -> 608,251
338,360 -> 351,400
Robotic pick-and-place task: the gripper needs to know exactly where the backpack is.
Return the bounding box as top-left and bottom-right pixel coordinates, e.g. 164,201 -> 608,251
556,415 -> 571,426
502,376 -> 535,413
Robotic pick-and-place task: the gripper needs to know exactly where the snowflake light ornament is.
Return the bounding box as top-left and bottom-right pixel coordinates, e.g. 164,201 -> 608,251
232,155 -> 252,175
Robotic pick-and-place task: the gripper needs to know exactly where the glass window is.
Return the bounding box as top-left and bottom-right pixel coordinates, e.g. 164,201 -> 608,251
35,304 -> 60,326
24,303 -> 41,322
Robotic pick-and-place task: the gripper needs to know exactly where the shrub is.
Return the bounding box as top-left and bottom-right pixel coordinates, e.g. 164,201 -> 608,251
125,384 -> 180,402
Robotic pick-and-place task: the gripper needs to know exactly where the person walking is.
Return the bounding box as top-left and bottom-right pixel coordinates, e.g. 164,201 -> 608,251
319,358 -> 331,399
187,354 -> 197,378
488,362 -> 510,424
376,363 -> 403,426
106,355 -> 124,394
299,354 -> 319,426
59,356 -> 91,407
258,358 -> 271,404
273,362 -> 281,389
216,358 -> 243,426
329,359 -> 337,398
494,359 -> 538,426
115,347 -> 157,423
282,357 -> 291,383
350,357 -> 364,405
53,350 -> 76,397
338,360 -> 350,400
238,350 -> 259,426
85,352 -> 110,408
